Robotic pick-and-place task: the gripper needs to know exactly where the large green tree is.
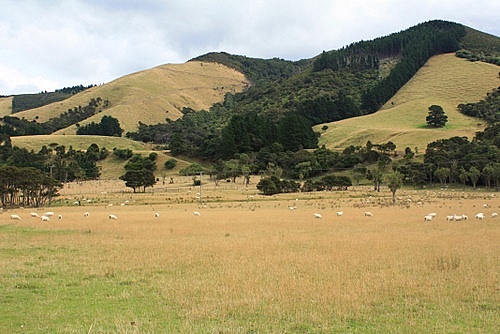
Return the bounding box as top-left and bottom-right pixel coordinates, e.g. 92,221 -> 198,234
426,105 -> 448,127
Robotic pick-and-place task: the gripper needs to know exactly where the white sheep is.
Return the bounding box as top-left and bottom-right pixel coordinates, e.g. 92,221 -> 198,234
193,211 -> 201,216
58,214 -> 62,220
491,212 -> 498,218
428,213 -> 437,217
40,215 -> 50,222
446,215 -> 454,221
461,214 -> 468,220
83,212 -> 89,217
364,211 -> 373,217
475,213 -> 485,220
453,214 -> 463,221
10,214 -> 22,220
313,213 -> 322,219
30,212 -> 39,217
336,211 -> 343,216
43,211 -> 54,217
154,212 -> 160,218
424,215 -> 433,221
108,214 -> 118,220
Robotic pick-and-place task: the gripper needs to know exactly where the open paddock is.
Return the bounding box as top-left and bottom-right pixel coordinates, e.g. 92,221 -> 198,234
0,183 -> 498,333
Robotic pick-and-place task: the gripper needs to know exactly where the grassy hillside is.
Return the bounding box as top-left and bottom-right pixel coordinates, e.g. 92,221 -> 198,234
11,61 -> 250,135
316,53 -> 500,152
0,96 -> 12,117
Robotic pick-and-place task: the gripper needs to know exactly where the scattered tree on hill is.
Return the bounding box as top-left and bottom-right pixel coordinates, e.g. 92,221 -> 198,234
426,105 -> 448,128
77,115 -> 123,136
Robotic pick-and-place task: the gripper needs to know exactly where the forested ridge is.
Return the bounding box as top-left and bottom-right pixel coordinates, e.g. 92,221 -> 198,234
127,20 -> 497,161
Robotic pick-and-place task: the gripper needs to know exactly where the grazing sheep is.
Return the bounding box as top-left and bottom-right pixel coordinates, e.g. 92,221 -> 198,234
424,215 -> 433,221
154,213 -> 160,218
58,214 -> 62,220
461,214 -> 468,221
491,212 -> 498,218
108,214 -> 118,220
10,214 -> 22,220
43,211 -> 54,217
30,212 -> 39,217
313,213 -> 323,219
40,215 -> 50,222
193,211 -> 201,216
83,212 -> 89,217
364,211 -> 373,217
475,213 -> 485,220
428,213 -> 437,217
446,215 -> 454,221
336,211 -> 343,216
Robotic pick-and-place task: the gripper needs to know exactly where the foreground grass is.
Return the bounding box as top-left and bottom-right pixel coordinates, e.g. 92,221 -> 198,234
1,186 -> 498,333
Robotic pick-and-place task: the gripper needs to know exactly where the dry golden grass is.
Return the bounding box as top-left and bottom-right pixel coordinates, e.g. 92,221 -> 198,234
12,61 -> 250,134
317,53 -> 500,152
0,96 -> 13,117
1,181 -> 498,332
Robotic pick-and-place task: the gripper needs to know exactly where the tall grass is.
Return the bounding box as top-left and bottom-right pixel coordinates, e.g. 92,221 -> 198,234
1,187 -> 498,333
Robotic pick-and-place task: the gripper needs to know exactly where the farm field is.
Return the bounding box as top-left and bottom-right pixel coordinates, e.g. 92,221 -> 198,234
1,180 -> 499,333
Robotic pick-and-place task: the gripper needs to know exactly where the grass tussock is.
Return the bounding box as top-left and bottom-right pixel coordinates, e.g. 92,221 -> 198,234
0,183 -> 498,333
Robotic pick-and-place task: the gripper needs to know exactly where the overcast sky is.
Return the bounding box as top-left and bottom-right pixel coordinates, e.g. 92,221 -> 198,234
1,0 -> 498,95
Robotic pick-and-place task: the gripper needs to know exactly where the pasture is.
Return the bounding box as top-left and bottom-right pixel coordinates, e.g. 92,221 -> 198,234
1,180 -> 498,333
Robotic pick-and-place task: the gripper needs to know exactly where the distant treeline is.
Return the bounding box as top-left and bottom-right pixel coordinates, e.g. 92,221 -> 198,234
11,84 -> 95,113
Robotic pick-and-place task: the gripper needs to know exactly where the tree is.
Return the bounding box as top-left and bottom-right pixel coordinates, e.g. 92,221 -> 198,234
468,166 -> 480,189
164,158 -> 177,170
386,171 -> 403,205
367,167 -> 383,192
119,169 -> 156,193
426,105 -> 448,127
434,167 -> 450,186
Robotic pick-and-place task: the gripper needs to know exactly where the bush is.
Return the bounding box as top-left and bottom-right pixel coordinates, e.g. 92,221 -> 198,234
164,158 -> 177,170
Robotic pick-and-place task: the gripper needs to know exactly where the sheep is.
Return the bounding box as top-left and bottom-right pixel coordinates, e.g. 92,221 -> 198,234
446,215 -> 454,221
193,211 -> 201,216
58,214 -> 62,220
428,213 -> 437,217
453,214 -> 463,221
83,212 -> 89,217
108,214 -> 118,220
336,211 -> 343,216
40,215 -> 50,222
461,214 -> 468,221
30,212 -> 39,217
43,211 -> 54,217
364,211 -> 373,217
10,214 -> 22,220
491,212 -> 498,218
475,213 -> 485,220
424,215 -> 433,221
313,213 -> 323,219
154,212 -> 160,218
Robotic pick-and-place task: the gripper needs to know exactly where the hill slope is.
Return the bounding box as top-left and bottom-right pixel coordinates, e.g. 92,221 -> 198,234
316,53 -> 500,152
11,61 -> 250,134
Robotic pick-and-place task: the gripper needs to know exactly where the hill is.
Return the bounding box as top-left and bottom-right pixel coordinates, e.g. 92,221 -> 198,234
316,53 -> 500,152
10,61 -> 250,135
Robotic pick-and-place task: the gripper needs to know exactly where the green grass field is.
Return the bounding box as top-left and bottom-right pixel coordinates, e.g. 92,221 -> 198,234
0,183 -> 498,333
317,53 -> 500,152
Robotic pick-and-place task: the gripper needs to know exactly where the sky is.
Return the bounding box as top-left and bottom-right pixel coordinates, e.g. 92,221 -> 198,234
1,0 -> 499,95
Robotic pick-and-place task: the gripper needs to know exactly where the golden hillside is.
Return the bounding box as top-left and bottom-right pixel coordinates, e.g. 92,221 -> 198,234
316,53 -> 500,153
12,61 -> 250,134
0,96 -> 12,117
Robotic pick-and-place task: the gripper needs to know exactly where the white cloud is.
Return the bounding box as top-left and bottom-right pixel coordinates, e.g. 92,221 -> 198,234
0,0 -> 498,95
